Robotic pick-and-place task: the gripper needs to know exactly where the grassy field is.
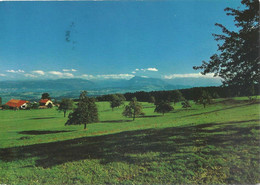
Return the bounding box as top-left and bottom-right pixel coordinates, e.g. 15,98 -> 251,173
0,97 -> 259,184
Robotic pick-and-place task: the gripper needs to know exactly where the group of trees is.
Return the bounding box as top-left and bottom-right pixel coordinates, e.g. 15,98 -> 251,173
64,91 -> 183,129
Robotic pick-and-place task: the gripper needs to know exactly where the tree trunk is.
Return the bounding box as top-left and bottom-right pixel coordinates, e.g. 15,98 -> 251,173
203,103 -> 206,108
84,123 -> 87,129
64,111 -> 66,117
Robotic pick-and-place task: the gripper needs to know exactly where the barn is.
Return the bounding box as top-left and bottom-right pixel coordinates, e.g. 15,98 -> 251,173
5,99 -> 29,109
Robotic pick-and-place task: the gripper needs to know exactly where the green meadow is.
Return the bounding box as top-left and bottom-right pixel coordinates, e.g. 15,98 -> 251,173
0,98 -> 259,184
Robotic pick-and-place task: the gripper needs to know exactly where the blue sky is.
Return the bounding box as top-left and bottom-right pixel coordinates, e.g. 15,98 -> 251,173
0,0 -> 241,81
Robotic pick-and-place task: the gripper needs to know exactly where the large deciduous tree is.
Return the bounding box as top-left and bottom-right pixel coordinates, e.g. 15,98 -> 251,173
58,98 -> 74,117
65,91 -> 98,129
109,94 -> 123,111
193,0 -> 259,94
122,97 -> 144,120
154,101 -> 174,115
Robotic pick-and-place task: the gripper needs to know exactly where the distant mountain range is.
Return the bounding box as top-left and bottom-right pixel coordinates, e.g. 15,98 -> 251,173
0,76 -> 222,93
0,76 -> 189,93
0,76 -> 221,102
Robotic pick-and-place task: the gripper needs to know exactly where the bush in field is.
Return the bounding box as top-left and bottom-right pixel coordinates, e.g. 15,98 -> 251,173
31,102 -> 39,109
123,97 -> 144,120
1,104 -> 9,110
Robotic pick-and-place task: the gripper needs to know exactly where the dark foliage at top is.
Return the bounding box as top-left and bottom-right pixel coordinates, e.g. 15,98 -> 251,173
194,0 -> 259,91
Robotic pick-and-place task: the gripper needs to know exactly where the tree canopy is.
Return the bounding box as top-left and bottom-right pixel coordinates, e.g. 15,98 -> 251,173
154,101 -> 174,115
122,97 -> 144,120
193,0 -> 259,92
109,94 -> 124,111
41,93 -> 51,100
148,96 -> 156,104
58,98 -> 74,117
65,91 -> 98,129
197,90 -> 212,108
170,90 -> 184,104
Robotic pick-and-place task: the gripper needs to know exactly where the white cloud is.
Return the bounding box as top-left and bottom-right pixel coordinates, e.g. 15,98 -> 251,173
134,67 -> 158,72
146,68 -> 158,72
24,74 -> 37,78
62,69 -> 77,72
6,69 -> 24,73
132,71 -> 136,74
49,71 -> 74,78
63,73 -> 74,77
164,73 -> 219,79
32,70 -> 45,75
49,71 -> 63,76
81,74 -> 94,79
96,74 -> 134,80
0,74 -> 6,77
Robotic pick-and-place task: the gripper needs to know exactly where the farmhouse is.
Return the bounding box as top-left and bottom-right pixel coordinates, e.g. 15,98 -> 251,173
6,99 -> 29,109
39,99 -> 54,107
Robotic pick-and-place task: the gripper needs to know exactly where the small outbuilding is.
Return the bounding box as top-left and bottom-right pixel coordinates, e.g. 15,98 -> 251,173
6,99 -> 29,109
39,99 -> 54,107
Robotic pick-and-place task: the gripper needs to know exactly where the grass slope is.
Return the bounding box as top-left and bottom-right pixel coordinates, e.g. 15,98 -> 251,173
0,97 -> 259,184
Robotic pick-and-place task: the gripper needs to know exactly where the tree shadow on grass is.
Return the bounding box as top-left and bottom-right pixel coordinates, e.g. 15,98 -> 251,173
180,103 -> 257,118
30,117 -> 57,120
18,130 -> 73,135
100,120 -> 132,123
140,115 -> 162,118
0,119 -> 259,169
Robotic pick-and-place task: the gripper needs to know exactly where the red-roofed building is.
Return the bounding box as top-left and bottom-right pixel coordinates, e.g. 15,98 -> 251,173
6,99 -> 29,109
39,99 -> 53,107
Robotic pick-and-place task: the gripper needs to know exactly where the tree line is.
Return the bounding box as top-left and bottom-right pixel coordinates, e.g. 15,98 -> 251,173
96,84 -> 259,103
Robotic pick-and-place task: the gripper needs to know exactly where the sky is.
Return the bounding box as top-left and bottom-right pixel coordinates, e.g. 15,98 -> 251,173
0,0 -> 242,81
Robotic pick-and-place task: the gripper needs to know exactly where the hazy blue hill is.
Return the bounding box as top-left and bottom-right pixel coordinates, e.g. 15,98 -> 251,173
0,77 -> 191,94
126,76 -> 189,90
164,77 -> 222,87
0,79 -> 95,92
0,77 -> 198,102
